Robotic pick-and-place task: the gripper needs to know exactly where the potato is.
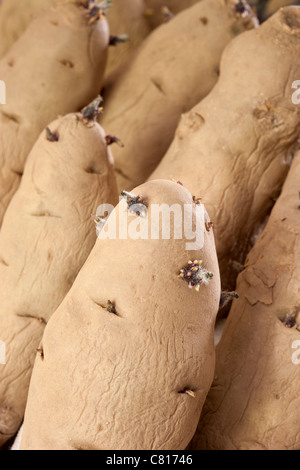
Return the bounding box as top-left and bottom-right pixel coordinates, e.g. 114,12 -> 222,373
20,180 -> 221,450
101,0 -> 258,192
0,0 -> 151,79
190,151 -> 300,450
144,0 -> 200,29
150,6 -> 300,293
0,1 -> 109,228
0,110 -> 118,447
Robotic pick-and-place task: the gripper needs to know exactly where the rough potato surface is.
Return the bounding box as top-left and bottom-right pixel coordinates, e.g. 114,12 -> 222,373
0,114 -> 118,446
21,180 -> 220,450
190,151 -> 300,450
101,0 -> 258,192
0,2 -> 109,227
151,6 -> 300,292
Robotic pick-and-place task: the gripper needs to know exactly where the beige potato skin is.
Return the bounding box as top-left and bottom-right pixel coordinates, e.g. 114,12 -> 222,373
0,2 -> 109,228
190,152 -> 300,451
101,0 -> 258,192
105,0 -> 151,78
144,0 -> 200,29
0,114 -> 118,447
150,6 -> 300,292
0,0 -> 74,59
0,0 -> 151,79
21,180 -> 220,450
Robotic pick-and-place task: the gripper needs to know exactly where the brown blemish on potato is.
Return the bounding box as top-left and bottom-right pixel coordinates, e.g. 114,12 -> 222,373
0,257 -> 8,267
151,77 -> 166,96
16,313 -> 47,325
199,17 -> 208,25
10,168 -> 23,178
59,59 -> 74,69
29,211 -> 61,218
36,347 -> 44,360
7,59 -> 14,67
84,167 -> 102,175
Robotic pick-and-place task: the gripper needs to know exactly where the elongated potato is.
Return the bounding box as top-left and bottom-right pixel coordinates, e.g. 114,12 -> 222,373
0,1 -> 109,228
150,6 -> 300,292
101,0 -> 258,192
190,151 -> 300,450
20,180 -> 221,450
0,111 -> 118,447
144,0 -> 200,29
0,0 -> 150,79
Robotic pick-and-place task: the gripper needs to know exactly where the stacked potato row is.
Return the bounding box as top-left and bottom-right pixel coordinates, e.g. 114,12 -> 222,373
0,0 -> 299,451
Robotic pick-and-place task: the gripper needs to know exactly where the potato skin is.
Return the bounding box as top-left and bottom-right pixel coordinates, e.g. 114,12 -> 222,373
0,114 -> 118,447
101,0 -> 258,192
150,6 -> 300,292
21,180 -> 220,450
0,0 -> 151,78
105,0 -> 151,77
0,0 -> 73,59
190,152 -> 300,451
0,2 -> 109,228
144,0 -> 200,29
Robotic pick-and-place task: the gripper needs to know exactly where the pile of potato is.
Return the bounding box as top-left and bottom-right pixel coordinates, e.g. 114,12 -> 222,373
0,0 -> 299,451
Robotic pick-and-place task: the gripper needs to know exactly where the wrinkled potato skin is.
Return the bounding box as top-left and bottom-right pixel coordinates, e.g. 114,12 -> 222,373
150,6 -> 300,292
101,0 -> 258,192
0,115 -> 118,447
21,180 -> 220,450
0,2 -> 109,228
190,152 -> 300,451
